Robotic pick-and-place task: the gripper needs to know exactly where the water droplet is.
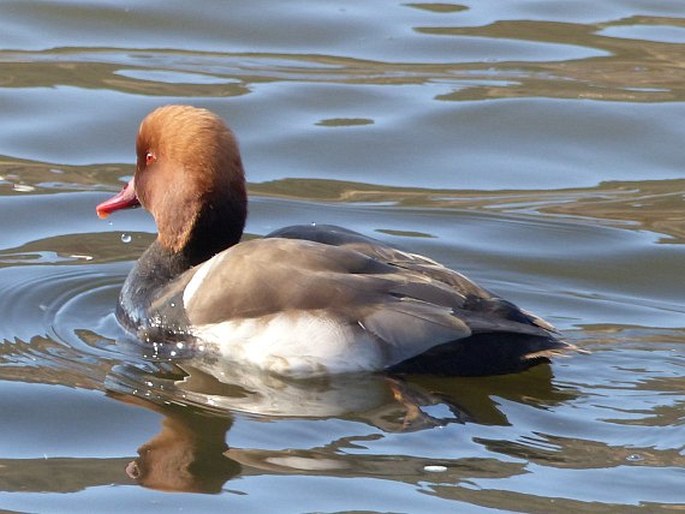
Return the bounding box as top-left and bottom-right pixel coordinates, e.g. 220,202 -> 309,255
176,342 -> 185,349
626,453 -> 644,462
170,302 -> 176,308
121,233 -> 132,243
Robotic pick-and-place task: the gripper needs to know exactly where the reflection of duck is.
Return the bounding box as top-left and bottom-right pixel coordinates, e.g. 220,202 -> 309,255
108,359 -> 468,429
108,367 -> 470,493
108,366 -> 463,492
112,392 -> 239,494
97,104 -> 576,377
107,360 -> 573,494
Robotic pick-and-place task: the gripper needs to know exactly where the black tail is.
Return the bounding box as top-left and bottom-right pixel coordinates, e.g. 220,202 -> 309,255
387,332 -> 575,376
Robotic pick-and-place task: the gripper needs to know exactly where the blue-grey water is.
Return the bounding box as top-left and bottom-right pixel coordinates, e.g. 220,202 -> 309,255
0,1 -> 683,512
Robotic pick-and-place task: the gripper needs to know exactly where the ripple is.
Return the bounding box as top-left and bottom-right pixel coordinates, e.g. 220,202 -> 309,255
0,262 -> 130,386
599,24 -> 685,44
114,68 -> 238,85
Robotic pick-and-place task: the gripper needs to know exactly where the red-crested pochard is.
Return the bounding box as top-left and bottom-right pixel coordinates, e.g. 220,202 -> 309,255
97,105 -> 575,378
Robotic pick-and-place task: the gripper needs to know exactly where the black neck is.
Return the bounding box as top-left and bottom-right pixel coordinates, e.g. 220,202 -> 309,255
117,201 -> 245,332
185,199 -> 245,267
117,240 -> 193,331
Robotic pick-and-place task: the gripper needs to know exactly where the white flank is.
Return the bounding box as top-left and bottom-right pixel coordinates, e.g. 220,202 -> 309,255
191,311 -> 383,378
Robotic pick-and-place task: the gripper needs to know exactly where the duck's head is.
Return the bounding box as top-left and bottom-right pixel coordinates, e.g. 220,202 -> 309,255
96,105 -> 248,260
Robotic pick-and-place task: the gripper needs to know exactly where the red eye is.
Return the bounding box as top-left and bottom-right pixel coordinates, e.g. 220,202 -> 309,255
145,151 -> 156,166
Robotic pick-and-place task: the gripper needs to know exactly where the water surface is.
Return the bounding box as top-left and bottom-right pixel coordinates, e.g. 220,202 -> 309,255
0,1 -> 683,512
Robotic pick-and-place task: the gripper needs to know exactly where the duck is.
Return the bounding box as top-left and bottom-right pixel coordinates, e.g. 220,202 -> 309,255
96,104 -> 576,378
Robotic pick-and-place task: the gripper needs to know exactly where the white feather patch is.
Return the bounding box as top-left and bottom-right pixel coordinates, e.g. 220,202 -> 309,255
182,252 -> 226,308
191,311 -> 383,378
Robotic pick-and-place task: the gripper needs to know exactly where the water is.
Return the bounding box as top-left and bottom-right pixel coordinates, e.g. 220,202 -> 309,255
1,1 -> 683,512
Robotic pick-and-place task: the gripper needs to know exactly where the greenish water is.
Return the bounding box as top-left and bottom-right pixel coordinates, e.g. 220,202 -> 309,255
0,1 -> 683,512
